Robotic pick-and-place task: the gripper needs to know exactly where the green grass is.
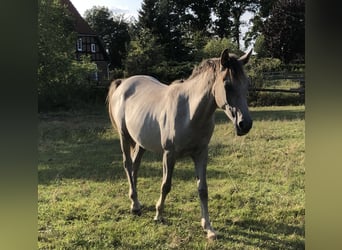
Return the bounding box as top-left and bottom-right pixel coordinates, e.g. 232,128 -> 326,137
38,105 -> 305,249
263,79 -> 301,90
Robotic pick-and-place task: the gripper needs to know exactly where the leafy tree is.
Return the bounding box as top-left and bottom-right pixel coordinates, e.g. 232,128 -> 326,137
124,28 -> 165,76
263,0 -> 305,63
138,0 -> 159,33
201,38 -> 240,59
243,13 -> 263,49
253,34 -> 269,58
213,0 -> 234,39
243,0 -> 277,47
84,7 -> 130,69
38,0 -> 97,110
258,0 -> 278,17
38,0 -> 74,87
212,0 -> 260,50
138,0 -> 191,61
229,0 -> 259,50
187,0 -> 215,35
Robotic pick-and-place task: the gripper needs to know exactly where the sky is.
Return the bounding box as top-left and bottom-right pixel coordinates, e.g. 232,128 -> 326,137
70,0 -> 142,18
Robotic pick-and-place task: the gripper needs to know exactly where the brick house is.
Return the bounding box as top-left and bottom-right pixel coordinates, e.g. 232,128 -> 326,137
60,0 -> 110,82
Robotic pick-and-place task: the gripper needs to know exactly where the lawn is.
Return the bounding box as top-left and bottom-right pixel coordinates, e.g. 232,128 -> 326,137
38,105 -> 305,249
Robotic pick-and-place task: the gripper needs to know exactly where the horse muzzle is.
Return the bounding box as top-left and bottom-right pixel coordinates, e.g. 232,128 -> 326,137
223,105 -> 252,136
236,119 -> 253,136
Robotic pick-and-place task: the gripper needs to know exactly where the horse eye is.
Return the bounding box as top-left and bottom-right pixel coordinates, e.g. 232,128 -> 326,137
223,79 -> 233,90
224,79 -> 231,86
224,82 -> 233,92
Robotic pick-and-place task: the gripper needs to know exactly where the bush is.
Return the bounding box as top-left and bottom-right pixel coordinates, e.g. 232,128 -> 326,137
245,57 -> 282,88
248,91 -> 304,106
150,61 -> 194,83
38,56 -> 98,111
200,37 -> 240,59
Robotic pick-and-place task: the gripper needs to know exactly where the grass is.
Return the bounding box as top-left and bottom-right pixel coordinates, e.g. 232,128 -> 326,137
38,105 -> 305,249
264,79 -> 301,89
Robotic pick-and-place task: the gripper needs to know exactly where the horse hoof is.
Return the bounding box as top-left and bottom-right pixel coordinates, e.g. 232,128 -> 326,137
153,216 -> 166,224
207,230 -> 217,240
131,208 -> 142,216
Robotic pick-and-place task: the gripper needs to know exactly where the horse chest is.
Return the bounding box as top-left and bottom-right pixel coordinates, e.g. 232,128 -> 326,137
164,120 -> 215,155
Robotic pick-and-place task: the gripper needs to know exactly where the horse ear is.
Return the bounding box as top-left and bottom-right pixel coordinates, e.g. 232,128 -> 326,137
220,48 -> 230,68
239,49 -> 253,65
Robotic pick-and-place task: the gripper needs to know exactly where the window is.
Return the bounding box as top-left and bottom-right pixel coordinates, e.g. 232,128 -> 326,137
91,43 -> 96,53
77,38 -> 82,51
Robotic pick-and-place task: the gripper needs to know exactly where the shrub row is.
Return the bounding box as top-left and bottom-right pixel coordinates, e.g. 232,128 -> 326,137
248,91 -> 304,107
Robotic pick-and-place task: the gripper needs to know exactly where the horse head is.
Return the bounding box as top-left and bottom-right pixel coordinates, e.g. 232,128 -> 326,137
213,48 -> 253,136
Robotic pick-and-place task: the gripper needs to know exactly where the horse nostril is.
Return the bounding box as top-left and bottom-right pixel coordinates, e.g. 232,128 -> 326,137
238,120 -> 252,131
238,121 -> 245,130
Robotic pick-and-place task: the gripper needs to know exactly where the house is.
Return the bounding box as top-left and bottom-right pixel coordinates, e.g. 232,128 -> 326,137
60,0 -> 110,82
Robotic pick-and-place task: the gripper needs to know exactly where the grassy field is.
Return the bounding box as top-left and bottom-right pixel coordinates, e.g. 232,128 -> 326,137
38,105 -> 305,249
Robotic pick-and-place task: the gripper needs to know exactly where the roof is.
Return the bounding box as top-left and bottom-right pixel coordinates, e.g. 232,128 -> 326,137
60,0 -> 96,35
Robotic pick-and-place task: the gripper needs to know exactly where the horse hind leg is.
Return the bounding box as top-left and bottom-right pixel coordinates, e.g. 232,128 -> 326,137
131,144 -> 145,214
119,134 -> 142,215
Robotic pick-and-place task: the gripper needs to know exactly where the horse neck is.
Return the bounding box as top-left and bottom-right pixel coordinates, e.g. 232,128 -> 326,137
182,71 -> 217,123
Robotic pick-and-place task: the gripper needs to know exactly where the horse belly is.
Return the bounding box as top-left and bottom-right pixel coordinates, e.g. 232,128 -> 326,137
126,112 -> 163,153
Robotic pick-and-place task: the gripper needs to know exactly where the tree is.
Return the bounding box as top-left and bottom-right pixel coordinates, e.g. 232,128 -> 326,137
229,0 -> 259,50
263,0 -> 305,63
138,0 -> 191,61
243,0 -> 277,47
125,28 -> 165,76
253,34 -> 269,58
213,0 -> 234,38
187,0 -> 215,35
84,6 -> 130,69
38,0 -> 96,110
134,0 -> 267,66
201,38 -> 240,59
138,0 -> 159,33
213,0 -> 260,49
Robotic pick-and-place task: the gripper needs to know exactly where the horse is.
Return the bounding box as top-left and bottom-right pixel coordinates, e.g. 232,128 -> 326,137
107,48 -> 253,239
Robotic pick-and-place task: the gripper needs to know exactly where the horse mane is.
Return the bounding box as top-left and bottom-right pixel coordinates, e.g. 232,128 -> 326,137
188,59 -> 219,80
187,54 -> 246,82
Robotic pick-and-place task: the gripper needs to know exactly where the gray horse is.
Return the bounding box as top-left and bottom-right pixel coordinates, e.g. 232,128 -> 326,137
107,49 -> 253,239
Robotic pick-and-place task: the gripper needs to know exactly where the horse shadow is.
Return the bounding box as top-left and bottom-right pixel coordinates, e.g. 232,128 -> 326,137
38,131 -> 231,185
218,218 -> 305,249
38,109 -> 237,185
38,107 -> 304,185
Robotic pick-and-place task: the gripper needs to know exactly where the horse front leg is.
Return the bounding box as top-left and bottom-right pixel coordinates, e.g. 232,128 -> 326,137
192,146 -> 217,240
154,150 -> 175,222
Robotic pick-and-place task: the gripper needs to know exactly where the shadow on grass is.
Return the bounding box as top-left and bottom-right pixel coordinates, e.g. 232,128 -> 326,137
38,106 -> 304,185
38,140 -> 237,186
221,218 -> 305,249
38,129 -> 234,185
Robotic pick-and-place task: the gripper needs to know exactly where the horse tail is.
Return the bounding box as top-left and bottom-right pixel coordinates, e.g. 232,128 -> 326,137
107,79 -> 123,129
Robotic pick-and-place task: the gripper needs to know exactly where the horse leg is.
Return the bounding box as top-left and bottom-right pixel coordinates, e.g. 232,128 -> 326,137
130,144 -> 145,214
154,150 -> 175,222
192,147 -> 217,240
119,134 -> 141,215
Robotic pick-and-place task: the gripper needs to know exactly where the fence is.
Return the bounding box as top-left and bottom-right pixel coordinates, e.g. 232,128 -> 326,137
248,71 -> 305,105
250,71 -> 305,95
